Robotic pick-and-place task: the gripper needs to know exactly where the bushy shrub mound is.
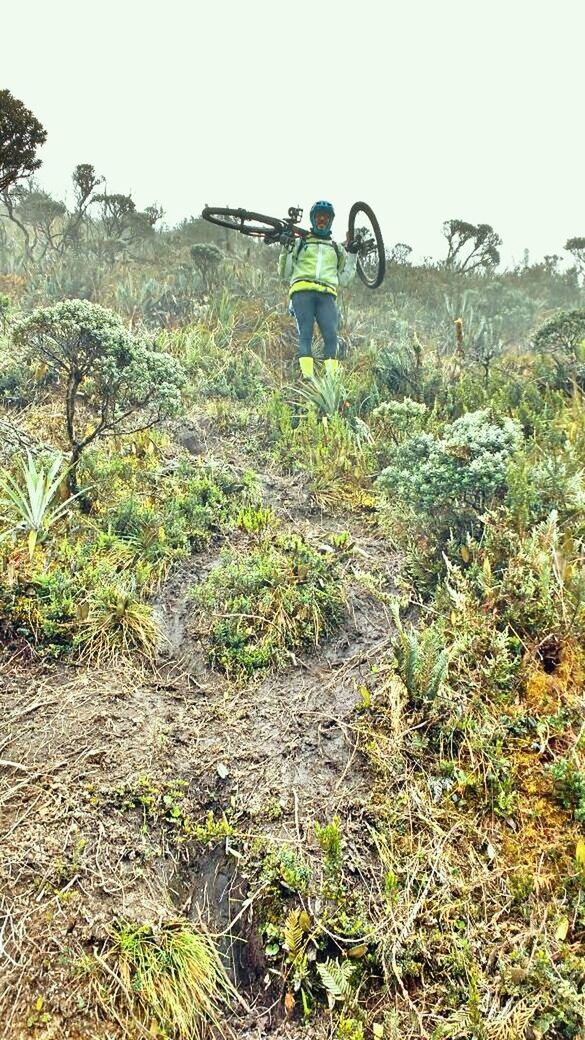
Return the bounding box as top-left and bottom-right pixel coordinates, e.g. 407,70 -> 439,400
192,533 -> 348,677
377,408 -> 522,520
532,308 -> 585,388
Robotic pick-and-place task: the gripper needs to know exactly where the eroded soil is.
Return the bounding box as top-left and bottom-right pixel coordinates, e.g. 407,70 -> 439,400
0,439 -> 400,1039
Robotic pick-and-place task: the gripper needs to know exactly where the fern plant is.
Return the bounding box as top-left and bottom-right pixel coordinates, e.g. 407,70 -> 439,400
316,958 -> 357,1010
282,908 -> 312,1016
391,605 -> 449,704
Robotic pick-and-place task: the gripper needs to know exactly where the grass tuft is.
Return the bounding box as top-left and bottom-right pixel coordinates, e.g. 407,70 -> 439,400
192,532 -> 348,677
105,920 -> 234,1039
74,582 -> 159,665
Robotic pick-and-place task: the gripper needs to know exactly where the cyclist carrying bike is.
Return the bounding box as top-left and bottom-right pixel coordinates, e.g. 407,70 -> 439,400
278,200 -> 359,379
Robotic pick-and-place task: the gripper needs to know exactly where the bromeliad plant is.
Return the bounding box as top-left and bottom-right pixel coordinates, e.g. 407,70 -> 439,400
0,451 -> 82,557
289,369 -> 350,419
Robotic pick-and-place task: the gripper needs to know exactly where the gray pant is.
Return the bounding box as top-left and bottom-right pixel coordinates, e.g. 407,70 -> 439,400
290,290 -> 338,359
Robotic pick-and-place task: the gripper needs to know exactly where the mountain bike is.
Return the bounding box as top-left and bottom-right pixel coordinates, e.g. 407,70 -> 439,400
201,201 -> 385,289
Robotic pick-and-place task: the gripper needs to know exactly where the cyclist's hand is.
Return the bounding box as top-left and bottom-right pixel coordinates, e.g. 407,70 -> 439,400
279,228 -> 295,249
346,237 -> 361,254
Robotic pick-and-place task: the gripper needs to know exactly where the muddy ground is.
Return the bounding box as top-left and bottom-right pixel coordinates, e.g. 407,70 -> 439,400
0,432 -> 400,1039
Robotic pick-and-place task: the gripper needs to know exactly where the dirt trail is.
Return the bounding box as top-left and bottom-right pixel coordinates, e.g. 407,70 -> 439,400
0,441 -> 400,1039
146,466 -> 400,1035
152,463 -> 399,826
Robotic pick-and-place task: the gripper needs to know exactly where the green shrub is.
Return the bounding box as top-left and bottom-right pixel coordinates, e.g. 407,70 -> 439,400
506,449 -> 585,530
371,398 -> 429,459
199,348 -> 265,401
374,335 -> 428,401
551,758 -> 585,824
0,363 -> 34,408
101,465 -> 240,571
261,845 -> 312,893
192,533 -> 347,677
0,561 -> 76,652
482,511 -> 585,643
377,410 -> 522,546
532,309 -> 585,389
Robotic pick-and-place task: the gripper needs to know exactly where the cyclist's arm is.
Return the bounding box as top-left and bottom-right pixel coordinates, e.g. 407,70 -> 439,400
278,246 -> 294,280
337,244 -> 357,287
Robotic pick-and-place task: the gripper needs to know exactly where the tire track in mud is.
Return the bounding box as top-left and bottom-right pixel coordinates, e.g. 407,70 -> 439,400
149,471 -> 400,1033
0,453 -> 401,1038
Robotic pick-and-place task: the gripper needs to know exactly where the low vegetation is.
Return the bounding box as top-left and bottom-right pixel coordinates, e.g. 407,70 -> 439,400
1,148 -> 585,1038
192,531 -> 349,677
99,921 -> 235,1039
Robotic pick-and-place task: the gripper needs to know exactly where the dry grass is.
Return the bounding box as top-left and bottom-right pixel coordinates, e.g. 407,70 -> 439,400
94,920 -> 235,1039
74,584 -> 160,666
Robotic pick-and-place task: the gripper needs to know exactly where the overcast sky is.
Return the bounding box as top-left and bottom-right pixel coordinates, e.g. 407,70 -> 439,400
3,0 -> 584,267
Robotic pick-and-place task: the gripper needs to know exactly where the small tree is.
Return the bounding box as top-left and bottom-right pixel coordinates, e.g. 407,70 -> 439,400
387,242 -> 413,265
58,163 -> 104,253
0,90 -> 47,193
532,308 -> 585,389
442,219 -> 502,272
190,243 -> 224,293
565,237 -> 585,276
14,300 -> 186,495
469,316 -> 506,386
11,186 -> 67,259
92,192 -> 162,262
73,163 -> 103,211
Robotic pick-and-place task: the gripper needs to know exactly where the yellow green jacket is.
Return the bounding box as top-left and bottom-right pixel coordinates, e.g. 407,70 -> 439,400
278,235 -> 357,297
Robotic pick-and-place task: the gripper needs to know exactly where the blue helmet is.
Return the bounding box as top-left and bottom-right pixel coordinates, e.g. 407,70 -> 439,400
310,200 -> 335,238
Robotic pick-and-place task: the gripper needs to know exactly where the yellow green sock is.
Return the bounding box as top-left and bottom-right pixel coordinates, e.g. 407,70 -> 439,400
299,356 -> 314,379
324,358 -> 340,376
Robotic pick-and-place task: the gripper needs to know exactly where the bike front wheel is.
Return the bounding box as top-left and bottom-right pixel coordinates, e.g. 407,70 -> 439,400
347,202 -> 385,289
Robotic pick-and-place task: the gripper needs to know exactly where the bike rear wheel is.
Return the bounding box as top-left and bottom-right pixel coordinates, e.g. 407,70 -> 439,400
347,202 -> 385,289
201,207 -> 286,238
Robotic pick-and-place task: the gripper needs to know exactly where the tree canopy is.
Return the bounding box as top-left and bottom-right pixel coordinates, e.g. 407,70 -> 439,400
14,299 -> 186,492
443,219 -> 502,272
565,237 -> 585,274
0,90 -> 47,193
